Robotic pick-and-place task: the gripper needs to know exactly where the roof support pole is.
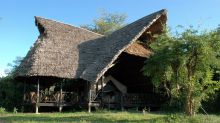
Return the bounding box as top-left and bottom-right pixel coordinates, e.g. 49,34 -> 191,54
22,81 -> 26,112
59,79 -> 63,112
36,79 -> 40,114
96,82 -> 98,95
88,81 -> 91,113
101,76 -> 104,108
88,90 -> 91,113
120,93 -> 124,111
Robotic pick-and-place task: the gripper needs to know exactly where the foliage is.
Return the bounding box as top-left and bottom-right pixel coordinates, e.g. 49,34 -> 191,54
13,107 -> 18,114
80,11 -> 127,35
201,91 -> 220,113
0,107 -> 7,114
0,76 -> 24,111
4,56 -> 23,77
0,111 -> 219,123
143,26 -> 220,116
0,56 -> 24,112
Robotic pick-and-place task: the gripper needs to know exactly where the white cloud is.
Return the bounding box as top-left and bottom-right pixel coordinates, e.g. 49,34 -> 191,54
0,69 -> 6,77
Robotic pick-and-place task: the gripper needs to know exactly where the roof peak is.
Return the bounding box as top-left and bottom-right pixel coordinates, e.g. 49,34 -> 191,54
34,16 -> 104,36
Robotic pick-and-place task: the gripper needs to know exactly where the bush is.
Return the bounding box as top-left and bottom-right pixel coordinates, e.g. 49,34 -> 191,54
0,107 -> 7,114
13,107 -> 18,114
0,76 -> 24,112
201,91 -> 220,114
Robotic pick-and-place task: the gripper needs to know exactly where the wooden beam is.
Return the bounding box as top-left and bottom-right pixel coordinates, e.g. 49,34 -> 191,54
37,103 -> 72,107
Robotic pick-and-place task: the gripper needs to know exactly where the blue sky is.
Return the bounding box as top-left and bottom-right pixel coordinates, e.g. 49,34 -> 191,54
0,0 -> 220,77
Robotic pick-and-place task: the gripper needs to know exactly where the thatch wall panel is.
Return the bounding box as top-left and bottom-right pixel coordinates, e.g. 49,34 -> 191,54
124,42 -> 152,57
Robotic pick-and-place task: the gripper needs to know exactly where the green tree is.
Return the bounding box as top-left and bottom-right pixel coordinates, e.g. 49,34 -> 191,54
4,56 -> 23,77
0,76 -> 24,111
81,11 -> 127,35
143,27 -> 220,116
0,56 -> 24,111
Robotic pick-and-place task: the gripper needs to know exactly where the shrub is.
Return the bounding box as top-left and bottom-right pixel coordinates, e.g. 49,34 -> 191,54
0,76 -> 24,111
0,107 -> 7,114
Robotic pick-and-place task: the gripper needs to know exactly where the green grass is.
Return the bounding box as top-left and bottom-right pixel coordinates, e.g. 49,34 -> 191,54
0,111 -> 220,123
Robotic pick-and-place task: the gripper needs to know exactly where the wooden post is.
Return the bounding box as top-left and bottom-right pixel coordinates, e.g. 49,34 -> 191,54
87,81 -> 92,113
36,79 -> 40,114
96,82 -> 98,95
88,89 -> 91,113
108,96 -> 110,110
22,81 -> 26,112
101,76 -> 104,108
59,80 -> 63,112
121,94 -> 124,111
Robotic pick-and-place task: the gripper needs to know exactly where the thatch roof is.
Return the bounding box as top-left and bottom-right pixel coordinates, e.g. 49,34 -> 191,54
80,9 -> 167,82
15,9 -> 167,83
15,17 -> 103,79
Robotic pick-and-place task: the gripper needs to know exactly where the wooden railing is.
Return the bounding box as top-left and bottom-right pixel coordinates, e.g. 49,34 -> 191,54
89,91 -> 161,108
122,93 -> 160,107
24,91 -> 78,104
89,90 -> 98,102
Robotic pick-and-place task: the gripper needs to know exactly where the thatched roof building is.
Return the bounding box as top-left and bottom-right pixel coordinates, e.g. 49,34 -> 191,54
15,9 -> 167,83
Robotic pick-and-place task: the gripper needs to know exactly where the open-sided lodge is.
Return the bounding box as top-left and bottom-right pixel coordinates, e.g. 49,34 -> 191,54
14,9 -> 167,113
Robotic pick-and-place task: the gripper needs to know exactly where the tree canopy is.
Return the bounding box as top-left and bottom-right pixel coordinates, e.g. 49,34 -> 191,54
143,26 -> 220,116
4,56 -> 23,77
80,11 -> 127,35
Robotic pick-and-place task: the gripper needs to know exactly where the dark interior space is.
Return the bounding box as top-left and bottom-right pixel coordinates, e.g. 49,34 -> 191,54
104,52 -> 167,110
107,52 -> 154,94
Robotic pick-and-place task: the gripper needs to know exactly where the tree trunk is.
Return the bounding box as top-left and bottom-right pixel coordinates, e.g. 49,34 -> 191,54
185,51 -> 197,116
185,81 -> 195,116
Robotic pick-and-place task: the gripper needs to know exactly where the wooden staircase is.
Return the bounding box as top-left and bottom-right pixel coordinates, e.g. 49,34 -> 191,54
88,75 -> 127,112
88,90 -> 101,112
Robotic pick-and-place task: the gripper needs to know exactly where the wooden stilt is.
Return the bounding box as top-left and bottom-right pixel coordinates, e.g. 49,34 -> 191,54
101,76 -> 104,108
36,79 -> 40,114
59,80 -> 63,112
22,81 -> 26,112
59,106 -> 63,112
121,94 -> 124,111
96,82 -> 98,95
108,96 -> 110,110
87,82 -> 92,113
88,89 -> 91,113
